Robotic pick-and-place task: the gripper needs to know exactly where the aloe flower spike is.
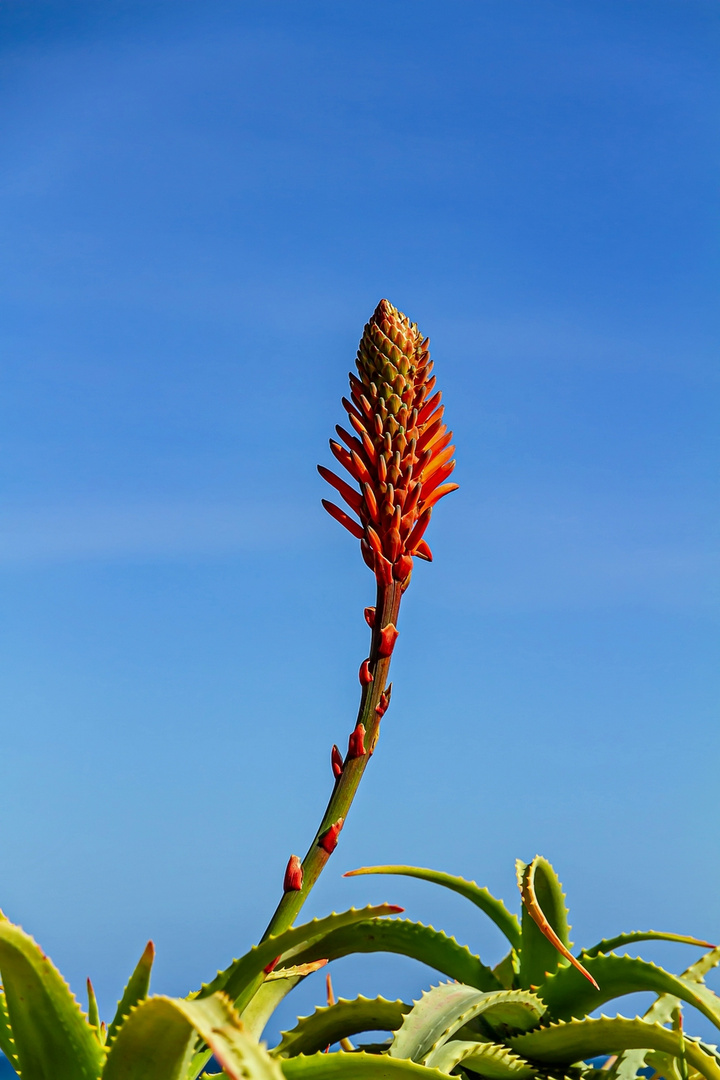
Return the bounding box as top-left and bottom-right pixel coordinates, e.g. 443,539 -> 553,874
319,299 -> 458,590
256,301 -> 456,965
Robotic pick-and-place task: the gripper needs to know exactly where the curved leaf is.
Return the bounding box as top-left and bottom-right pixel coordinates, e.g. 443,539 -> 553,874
492,951 -> 519,990
389,983 -> 545,1064
608,946 -> 720,1080
345,866 -> 521,950
583,932 -> 714,960
0,990 -> 19,1072
426,1038 -> 537,1078
537,953 -> 720,1031
280,1051 -> 452,1080
0,919 -> 104,1080
241,962 -> 329,1042
102,992 -> 284,1080
683,947 -> 720,984
281,918 -> 500,991
107,941 -> 154,1045
194,906 -> 400,1012
508,1015 -> 720,1080
516,857 -> 595,990
274,997 -> 409,1058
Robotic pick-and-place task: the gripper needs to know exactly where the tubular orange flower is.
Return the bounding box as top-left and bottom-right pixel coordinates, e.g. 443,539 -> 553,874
319,299 -> 458,588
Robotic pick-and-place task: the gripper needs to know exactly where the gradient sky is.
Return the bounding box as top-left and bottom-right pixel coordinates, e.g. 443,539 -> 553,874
1,0 -> 718,1061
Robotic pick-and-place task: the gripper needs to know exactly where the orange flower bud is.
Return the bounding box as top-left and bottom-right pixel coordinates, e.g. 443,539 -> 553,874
414,539 -> 433,561
393,554 -> 413,581
375,553 -> 393,586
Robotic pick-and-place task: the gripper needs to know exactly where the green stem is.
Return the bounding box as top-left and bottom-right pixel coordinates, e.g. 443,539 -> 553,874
260,578 -> 402,943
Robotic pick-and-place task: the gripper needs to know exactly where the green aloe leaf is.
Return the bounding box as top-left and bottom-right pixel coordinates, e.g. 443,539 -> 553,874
280,1050 -> 451,1080
516,857 -> 595,990
280,917 -> 500,991
87,979 -> 104,1043
537,953 -> 720,1031
274,996 -> 410,1058
102,992 -> 284,1080
0,990 -> 20,1072
0,918 -> 105,1080
609,946 -> 720,1080
194,906 -> 400,1013
508,1015 -> 720,1080
583,932 -> 715,959
107,941 -> 154,1046
683,946 -> 720,984
389,983 -> 545,1064
425,1038 -> 537,1078
492,951 -> 519,990
241,962 -> 329,1042
345,866 -> 521,950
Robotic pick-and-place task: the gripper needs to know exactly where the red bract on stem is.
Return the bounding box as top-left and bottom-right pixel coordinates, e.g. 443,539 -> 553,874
256,301 -> 456,963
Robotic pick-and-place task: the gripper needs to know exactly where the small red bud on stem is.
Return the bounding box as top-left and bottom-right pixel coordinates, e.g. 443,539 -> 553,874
376,684 -> 392,718
331,744 -> 344,778
378,623 -> 399,657
347,723 -> 366,758
359,659 -> 373,685
364,606 -> 376,628
319,817 -> 344,854
283,855 -> 303,892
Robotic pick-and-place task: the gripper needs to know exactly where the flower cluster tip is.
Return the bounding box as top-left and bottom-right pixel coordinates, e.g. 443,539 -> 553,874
320,300 -> 457,588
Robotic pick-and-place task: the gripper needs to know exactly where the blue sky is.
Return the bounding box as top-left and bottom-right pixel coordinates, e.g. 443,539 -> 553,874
1,0 -> 718,1052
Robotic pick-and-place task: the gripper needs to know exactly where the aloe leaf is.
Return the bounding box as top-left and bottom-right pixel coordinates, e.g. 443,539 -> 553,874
106,941 -> 155,1046
389,983 -> 545,1064
274,996 -> 410,1058
0,990 -> 20,1072
508,1015 -> 720,1080
102,992 -> 284,1080
537,953 -> 720,1031
280,917 -> 500,991
583,932 -> 715,959
425,1038 -> 537,1078
492,951 -> 519,990
194,906 -> 400,1013
346,866 -> 521,950
684,947 -> 720,984
0,918 -> 105,1080
242,962 -> 329,1043
609,946 -> 720,1080
516,857 -> 595,990
280,1050 -> 452,1080
87,978 -> 104,1043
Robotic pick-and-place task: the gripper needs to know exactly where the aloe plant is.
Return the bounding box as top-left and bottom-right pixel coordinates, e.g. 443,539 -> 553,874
0,301 -> 458,1077
266,856 -> 719,1080
0,302 -> 713,1080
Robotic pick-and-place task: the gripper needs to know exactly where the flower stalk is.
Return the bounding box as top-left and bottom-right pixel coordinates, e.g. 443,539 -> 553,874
258,299 -> 457,947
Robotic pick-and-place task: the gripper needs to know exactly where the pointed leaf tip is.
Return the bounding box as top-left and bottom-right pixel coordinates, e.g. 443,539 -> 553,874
518,856 -> 599,991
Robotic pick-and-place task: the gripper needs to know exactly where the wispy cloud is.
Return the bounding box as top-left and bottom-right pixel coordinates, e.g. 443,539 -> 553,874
0,500 -> 320,565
